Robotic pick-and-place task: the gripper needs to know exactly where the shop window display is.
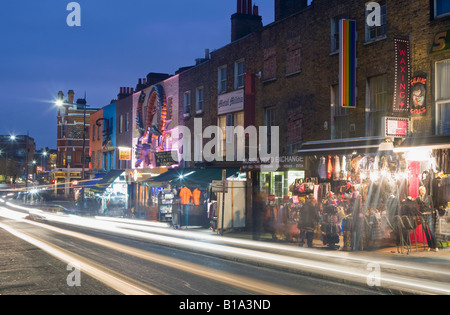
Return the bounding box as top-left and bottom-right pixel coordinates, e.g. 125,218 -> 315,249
255,147 -> 450,253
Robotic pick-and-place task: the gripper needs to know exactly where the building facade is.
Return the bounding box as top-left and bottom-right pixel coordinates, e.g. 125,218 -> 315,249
0,134 -> 36,185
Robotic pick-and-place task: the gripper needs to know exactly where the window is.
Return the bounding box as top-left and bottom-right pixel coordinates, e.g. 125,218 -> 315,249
97,150 -> 102,170
91,151 -> 95,168
286,38 -> 301,75
92,124 -> 96,140
218,66 -> 227,94
366,75 -> 388,136
263,47 -> 277,80
195,87 -> 204,113
183,91 -> 191,117
125,112 -> 130,132
234,60 -> 245,89
331,85 -> 349,139
331,16 -> 342,53
365,2 -> 386,42
434,0 -> 450,19
119,115 -> 124,134
218,112 -> 244,159
264,108 -> 276,153
436,59 -> 450,135
97,124 -> 101,140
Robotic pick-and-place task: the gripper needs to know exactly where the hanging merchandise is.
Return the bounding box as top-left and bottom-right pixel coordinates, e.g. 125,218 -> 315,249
333,155 -> 341,181
341,155 -> 348,180
179,186 -> 193,205
318,156 -> 327,180
352,155 -> 363,174
327,155 -> 333,180
193,188 -> 202,206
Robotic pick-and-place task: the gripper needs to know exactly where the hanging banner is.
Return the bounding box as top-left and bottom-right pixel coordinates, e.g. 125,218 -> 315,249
410,75 -> 427,116
393,37 -> 411,113
339,19 -> 357,108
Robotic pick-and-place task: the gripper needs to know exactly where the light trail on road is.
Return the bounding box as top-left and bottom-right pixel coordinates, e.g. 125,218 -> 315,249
0,206 -> 306,295
0,220 -> 161,295
1,203 -> 449,295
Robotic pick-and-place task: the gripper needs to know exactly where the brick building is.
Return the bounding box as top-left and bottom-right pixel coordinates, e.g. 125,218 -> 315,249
89,108 -> 104,172
56,90 -> 98,170
115,87 -> 134,170
172,0 -> 450,228
55,90 -> 98,195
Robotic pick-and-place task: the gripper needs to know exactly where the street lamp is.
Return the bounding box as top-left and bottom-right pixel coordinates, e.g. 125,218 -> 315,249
42,151 -> 48,172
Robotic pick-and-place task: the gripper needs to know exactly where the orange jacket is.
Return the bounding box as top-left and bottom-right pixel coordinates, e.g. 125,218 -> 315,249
179,187 -> 192,205
193,188 -> 202,205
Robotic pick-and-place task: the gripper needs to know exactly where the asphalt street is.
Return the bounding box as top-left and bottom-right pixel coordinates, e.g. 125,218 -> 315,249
0,200 -> 449,296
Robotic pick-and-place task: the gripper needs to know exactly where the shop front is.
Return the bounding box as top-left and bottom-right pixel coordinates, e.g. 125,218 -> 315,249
394,135 -> 450,248
282,135 -> 450,252
89,170 -> 128,217
126,167 -> 168,220
146,168 -> 241,228
242,155 -> 307,242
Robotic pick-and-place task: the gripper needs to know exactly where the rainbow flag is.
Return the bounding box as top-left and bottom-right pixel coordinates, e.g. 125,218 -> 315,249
339,19 -> 357,108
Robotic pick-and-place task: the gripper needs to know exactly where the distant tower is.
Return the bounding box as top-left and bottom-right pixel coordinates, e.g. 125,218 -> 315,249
231,0 -> 263,42
275,0 -> 308,21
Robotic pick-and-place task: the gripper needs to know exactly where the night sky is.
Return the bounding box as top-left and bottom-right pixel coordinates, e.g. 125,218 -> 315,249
0,1 -> 276,150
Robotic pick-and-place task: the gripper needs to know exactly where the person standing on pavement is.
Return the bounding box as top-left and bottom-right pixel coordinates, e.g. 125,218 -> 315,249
417,186 -> 439,252
299,195 -> 320,248
252,192 -> 267,240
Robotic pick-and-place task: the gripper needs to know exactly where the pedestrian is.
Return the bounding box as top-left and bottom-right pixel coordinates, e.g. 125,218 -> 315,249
299,194 -> 320,248
252,192 -> 267,240
417,186 -> 438,252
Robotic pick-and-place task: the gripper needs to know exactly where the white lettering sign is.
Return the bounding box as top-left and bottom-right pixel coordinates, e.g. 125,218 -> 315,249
218,90 -> 244,115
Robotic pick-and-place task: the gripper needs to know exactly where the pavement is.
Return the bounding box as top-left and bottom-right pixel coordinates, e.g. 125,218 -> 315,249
0,221 -> 120,295
1,199 -> 449,295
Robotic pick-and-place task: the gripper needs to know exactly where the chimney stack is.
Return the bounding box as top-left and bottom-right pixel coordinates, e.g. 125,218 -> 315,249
118,87 -> 134,100
68,90 -> 75,104
231,0 -> 262,42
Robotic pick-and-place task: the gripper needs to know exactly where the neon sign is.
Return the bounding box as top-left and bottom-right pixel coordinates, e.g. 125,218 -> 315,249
393,37 -> 411,113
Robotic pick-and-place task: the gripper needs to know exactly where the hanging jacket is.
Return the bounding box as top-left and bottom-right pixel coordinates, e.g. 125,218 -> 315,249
327,155 -> 333,180
179,187 -> 193,205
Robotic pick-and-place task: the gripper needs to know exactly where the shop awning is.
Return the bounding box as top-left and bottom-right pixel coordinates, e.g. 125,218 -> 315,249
145,168 -> 240,187
80,173 -> 105,189
394,135 -> 450,152
298,137 -> 385,155
90,170 -> 125,194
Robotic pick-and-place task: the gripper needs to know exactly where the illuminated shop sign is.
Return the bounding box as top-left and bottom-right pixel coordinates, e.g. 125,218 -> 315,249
410,76 -> 427,116
393,37 -> 411,113
119,147 -> 131,161
383,117 -> 410,138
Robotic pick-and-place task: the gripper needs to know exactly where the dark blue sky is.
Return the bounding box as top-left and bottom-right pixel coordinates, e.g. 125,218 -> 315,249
0,1 -> 275,150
